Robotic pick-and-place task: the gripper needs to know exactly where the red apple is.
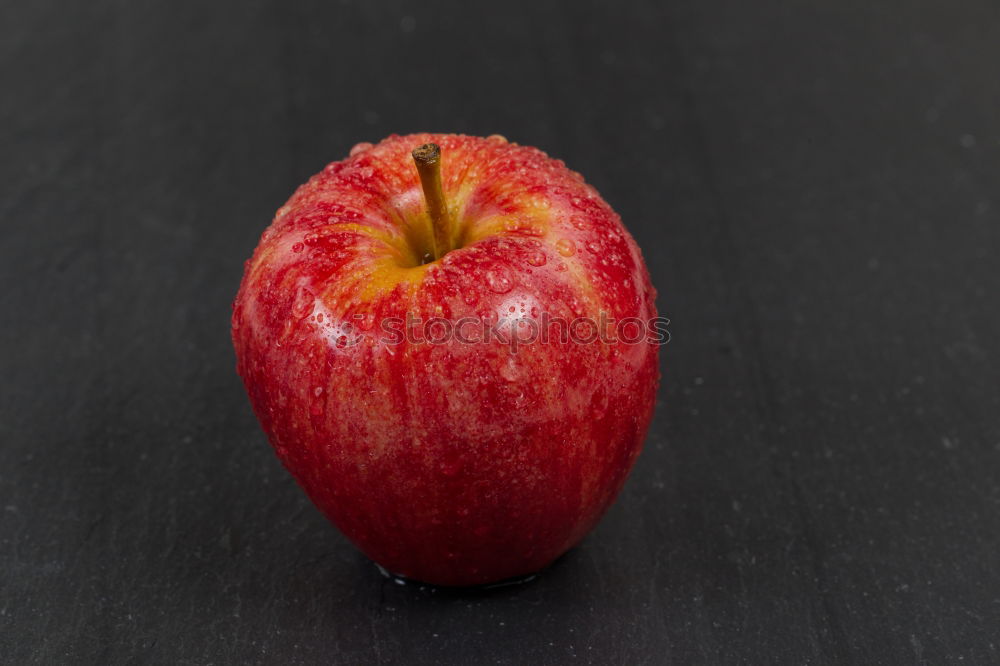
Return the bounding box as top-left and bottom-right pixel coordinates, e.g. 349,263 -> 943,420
232,133 -> 660,586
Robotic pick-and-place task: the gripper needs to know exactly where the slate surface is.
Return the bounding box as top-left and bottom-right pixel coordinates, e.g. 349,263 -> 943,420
3,1 -> 1000,663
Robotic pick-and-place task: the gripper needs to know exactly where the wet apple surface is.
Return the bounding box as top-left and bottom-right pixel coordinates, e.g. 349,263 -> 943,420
232,133 -> 660,585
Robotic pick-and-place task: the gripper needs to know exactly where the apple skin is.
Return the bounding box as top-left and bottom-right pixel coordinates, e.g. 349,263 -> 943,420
232,133 -> 659,586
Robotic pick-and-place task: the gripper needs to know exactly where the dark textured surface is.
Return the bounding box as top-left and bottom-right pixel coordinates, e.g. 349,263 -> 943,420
3,1 -> 1000,663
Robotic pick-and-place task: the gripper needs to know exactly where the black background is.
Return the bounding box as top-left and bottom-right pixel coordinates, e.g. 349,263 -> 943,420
3,1 -> 1000,664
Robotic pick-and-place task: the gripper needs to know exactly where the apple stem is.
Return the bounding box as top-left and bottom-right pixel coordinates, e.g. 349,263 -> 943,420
412,143 -> 453,260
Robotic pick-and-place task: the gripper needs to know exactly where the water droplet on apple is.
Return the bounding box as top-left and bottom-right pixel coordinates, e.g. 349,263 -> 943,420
462,288 -> 479,306
477,309 -> 498,326
291,242 -> 304,253
555,238 -> 576,257
586,241 -> 601,254
349,142 -> 373,156
526,251 -> 547,267
485,269 -> 513,294
487,134 -> 508,143
571,216 -> 588,230
292,287 -> 315,319
313,386 -> 324,397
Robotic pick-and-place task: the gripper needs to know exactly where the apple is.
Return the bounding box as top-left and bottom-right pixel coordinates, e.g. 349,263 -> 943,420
232,133 -> 660,586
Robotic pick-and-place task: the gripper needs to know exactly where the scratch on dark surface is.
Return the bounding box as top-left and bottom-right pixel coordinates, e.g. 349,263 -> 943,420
910,633 -> 926,665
